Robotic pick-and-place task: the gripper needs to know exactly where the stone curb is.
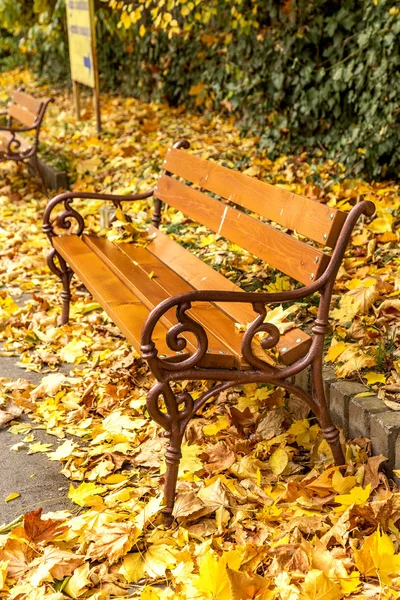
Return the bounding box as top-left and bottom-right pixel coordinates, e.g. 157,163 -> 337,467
293,366 -> 399,475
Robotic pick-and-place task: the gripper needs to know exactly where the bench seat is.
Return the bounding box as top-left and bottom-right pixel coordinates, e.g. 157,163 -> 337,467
53,229 -> 311,370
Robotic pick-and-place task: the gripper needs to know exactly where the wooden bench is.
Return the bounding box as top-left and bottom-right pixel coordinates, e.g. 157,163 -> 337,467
43,140 -> 375,522
0,90 -> 53,191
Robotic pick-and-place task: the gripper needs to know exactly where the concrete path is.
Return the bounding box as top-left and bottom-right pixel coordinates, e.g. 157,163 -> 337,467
0,340 -> 75,526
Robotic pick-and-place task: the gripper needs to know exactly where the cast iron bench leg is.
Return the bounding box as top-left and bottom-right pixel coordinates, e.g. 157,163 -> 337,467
311,355 -> 345,465
47,249 -> 73,325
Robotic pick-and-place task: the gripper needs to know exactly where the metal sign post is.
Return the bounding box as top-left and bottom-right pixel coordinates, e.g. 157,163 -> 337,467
66,0 -> 101,133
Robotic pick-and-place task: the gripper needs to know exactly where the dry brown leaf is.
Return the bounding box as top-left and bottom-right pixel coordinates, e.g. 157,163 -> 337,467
29,546 -> 85,586
0,538 -> 35,580
23,508 -> 67,543
173,492 -> 205,518
255,408 -> 289,441
203,441 -> 236,474
363,455 -> 387,490
85,522 -> 138,564
0,400 -> 23,427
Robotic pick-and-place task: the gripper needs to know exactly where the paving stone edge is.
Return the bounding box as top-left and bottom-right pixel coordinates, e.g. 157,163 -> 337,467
292,366 -> 399,477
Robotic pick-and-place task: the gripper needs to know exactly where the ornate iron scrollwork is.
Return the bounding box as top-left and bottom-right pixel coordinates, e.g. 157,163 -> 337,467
43,197 -> 85,239
146,381 -> 195,435
241,301 -> 281,373
7,134 -> 21,155
142,301 -> 209,374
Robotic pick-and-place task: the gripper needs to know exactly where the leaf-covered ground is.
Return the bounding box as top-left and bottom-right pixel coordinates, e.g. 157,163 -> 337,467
1,69 -> 400,599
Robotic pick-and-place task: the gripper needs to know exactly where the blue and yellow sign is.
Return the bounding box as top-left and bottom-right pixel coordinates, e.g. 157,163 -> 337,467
66,0 -> 96,88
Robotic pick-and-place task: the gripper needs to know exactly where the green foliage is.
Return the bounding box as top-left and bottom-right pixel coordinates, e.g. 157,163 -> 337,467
1,0 -> 399,179
0,29 -> 23,72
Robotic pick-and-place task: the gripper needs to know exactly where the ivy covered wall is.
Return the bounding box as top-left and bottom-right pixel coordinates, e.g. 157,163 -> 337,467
1,0 -> 399,179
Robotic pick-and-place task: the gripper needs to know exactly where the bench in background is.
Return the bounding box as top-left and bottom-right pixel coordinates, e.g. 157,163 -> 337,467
0,90 -> 53,192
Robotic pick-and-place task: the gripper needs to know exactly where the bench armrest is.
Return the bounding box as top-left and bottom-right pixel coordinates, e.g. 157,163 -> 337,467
141,287 -> 317,375
42,189 -> 155,240
141,199 -> 375,375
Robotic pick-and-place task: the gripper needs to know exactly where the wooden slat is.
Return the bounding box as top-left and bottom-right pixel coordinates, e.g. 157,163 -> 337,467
145,227 -> 312,365
155,175 -> 329,285
53,235 -> 189,362
84,235 -> 236,369
163,147 -> 347,247
11,91 -> 43,115
8,104 -> 38,128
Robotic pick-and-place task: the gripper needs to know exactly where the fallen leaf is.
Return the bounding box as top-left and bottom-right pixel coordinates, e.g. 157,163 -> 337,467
0,401 -> 23,427
86,521 -> 138,564
5,492 -> 20,502
23,508 -> 67,543
68,481 -> 106,507
269,447 -> 289,476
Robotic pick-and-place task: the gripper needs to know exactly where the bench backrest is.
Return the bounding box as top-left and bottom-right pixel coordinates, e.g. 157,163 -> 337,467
8,91 -> 48,129
154,146 -> 348,285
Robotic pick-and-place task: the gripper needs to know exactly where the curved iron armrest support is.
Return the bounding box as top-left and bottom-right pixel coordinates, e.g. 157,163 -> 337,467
42,189 -> 155,241
0,124 -> 39,156
141,200 -> 375,378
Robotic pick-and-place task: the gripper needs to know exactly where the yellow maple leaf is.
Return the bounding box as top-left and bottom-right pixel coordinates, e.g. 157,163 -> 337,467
325,341 -> 347,363
227,567 -> 273,600
368,213 -> 393,233
269,447 -> 289,476
27,442 -> 53,454
335,349 -> 376,378
48,439 -> 77,461
264,303 -> 299,333
346,282 -> 380,314
76,156 -> 102,174
61,562 -> 90,598
339,571 -> 361,595
351,231 -> 370,246
144,543 -> 178,577
29,546 -> 84,587
68,482 -> 106,507
334,484 -> 371,512
0,294 -> 19,317
309,539 -> 360,594
30,372 -> 66,399
203,415 -> 230,436
354,528 -> 400,586
178,443 -> 203,476
119,552 -> 145,584
199,233 -> 216,247
363,371 -> 386,385
133,494 -> 164,530
193,548 -> 243,600
300,569 -> 343,600
266,275 -> 291,293
331,471 -> 357,495
59,339 -> 87,364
